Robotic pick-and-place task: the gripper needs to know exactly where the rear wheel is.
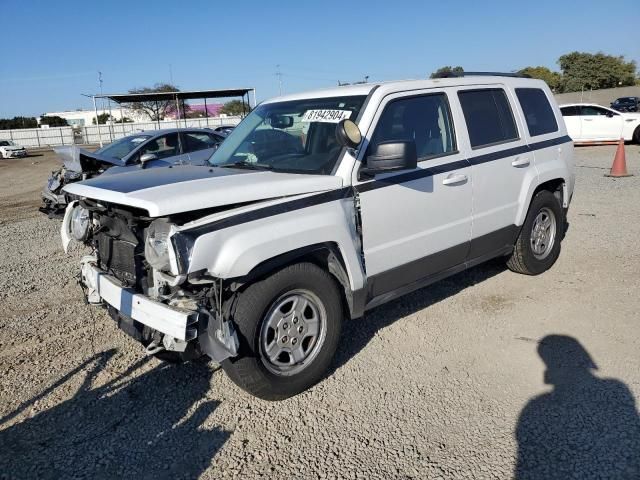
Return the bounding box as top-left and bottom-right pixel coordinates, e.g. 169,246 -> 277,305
221,262 -> 343,400
633,126 -> 640,144
507,190 -> 563,275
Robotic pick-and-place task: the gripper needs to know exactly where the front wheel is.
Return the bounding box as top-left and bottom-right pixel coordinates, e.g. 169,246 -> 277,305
221,262 -> 343,400
507,190 -> 563,275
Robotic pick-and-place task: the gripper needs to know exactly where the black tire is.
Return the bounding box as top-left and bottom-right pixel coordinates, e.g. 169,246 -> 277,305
507,190 -> 563,275
633,126 -> 640,144
221,262 -> 343,401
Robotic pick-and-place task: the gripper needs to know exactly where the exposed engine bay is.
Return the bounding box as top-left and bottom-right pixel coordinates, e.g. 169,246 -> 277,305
67,199 -> 239,363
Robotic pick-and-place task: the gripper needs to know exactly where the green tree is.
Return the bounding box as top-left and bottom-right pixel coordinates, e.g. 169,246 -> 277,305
430,66 -> 464,79
127,83 -> 180,121
558,52 -> 637,92
0,116 -> 38,130
39,115 -> 68,127
92,113 -> 112,125
220,100 -> 251,116
518,66 -> 563,92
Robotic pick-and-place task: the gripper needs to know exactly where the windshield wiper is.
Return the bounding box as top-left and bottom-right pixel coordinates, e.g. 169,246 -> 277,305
214,161 -> 274,171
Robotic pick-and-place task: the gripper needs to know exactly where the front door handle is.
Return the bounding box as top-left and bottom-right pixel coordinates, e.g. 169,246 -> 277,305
511,157 -> 530,168
442,173 -> 468,186
583,118 -> 593,121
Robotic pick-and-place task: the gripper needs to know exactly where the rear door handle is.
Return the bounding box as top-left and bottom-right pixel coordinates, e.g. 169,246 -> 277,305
583,118 -> 593,121
442,173 -> 468,186
511,157 -> 530,168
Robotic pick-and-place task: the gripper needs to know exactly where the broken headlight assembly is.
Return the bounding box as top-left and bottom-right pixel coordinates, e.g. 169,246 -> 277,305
70,205 -> 91,241
145,219 -> 174,272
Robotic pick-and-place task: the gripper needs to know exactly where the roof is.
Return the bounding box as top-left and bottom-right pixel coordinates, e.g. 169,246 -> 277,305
85,88 -> 254,104
558,103 -> 610,107
265,76 -> 548,104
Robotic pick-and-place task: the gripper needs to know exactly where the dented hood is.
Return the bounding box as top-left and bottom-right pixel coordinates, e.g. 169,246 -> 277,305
62,165 -> 343,217
54,145 -> 126,171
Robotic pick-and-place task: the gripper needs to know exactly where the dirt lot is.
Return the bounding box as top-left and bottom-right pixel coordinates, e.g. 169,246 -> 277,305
1,146 -> 639,479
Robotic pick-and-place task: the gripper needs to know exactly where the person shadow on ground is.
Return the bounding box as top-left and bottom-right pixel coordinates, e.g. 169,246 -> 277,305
515,335 -> 640,479
0,349 -> 230,479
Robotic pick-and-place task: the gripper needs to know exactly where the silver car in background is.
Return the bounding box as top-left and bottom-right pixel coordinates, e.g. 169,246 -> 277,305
41,128 -> 225,215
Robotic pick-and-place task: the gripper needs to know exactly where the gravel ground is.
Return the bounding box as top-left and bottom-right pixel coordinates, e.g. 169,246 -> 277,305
0,145 -> 639,479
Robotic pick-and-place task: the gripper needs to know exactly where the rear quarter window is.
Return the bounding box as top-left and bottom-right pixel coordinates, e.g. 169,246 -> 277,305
515,88 -> 558,137
458,88 -> 519,149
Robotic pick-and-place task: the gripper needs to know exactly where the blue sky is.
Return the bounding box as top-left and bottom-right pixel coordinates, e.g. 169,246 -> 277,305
1,0 -> 638,117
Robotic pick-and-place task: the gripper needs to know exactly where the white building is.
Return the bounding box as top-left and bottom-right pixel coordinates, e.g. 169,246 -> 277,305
39,107 -> 144,127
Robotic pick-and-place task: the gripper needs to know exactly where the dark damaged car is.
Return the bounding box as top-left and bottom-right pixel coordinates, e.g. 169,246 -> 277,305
41,128 -> 225,215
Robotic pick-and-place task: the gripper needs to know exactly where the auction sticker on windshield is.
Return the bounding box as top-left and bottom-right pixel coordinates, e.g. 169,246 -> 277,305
301,109 -> 352,123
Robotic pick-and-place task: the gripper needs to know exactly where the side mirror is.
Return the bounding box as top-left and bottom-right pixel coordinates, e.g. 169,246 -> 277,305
360,140 -> 417,180
606,111 -> 615,118
140,152 -> 158,165
335,119 -> 362,149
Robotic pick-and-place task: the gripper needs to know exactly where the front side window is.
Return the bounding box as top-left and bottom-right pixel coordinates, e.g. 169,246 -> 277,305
515,88 -> 558,137
560,106 -> 580,116
208,95 -> 366,174
94,134 -> 151,160
370,93 -> 456,159
183,132 -> 222,152
138,133 -> 180,160
458,88 -> 519,149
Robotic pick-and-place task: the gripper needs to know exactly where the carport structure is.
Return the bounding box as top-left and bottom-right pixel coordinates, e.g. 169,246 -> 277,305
83,87 -> 256,146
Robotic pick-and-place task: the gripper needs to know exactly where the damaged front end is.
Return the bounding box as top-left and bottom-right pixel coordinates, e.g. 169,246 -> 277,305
41,146 -> 122,217
62,200 -> 239,363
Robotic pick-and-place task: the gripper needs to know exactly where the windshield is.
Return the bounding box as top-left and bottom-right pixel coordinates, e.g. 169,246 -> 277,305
208,95 -> 367,174
95,134 -> 152,160
0,140 -> 16,146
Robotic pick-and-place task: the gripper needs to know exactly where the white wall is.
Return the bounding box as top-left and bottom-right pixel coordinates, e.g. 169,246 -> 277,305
0,116 -> 242,148
0,127 -> 74,148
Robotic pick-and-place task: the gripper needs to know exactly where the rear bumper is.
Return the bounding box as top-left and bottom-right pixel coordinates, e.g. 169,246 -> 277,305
80,257 -> 198,341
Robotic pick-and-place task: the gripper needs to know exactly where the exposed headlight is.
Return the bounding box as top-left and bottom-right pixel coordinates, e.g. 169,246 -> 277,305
70,206 -> 90,241
145,219 -> 173,271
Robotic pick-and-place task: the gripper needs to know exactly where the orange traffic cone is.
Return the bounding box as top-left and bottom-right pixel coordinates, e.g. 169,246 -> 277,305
605,138 -> 632,177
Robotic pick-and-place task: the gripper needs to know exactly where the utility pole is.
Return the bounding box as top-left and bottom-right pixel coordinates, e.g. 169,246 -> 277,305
276,65 -> 283,96
98,71 -> 104,115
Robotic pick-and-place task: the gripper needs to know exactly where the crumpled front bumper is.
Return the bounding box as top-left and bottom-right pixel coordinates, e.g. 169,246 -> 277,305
4,149 -> 27,158
80,256 -> 199,341
41,169 -> 82,215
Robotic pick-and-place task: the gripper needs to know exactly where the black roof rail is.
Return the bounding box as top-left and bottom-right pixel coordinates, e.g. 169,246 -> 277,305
431,71 -> 531,79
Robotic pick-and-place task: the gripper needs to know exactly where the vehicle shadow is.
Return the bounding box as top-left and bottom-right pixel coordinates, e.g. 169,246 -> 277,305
332,258 -> 506,372
515,335 -> 640,479
0,349 -> 230,479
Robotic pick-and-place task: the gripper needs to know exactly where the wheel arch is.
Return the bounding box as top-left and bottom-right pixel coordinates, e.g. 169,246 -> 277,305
228,242 -> 364,319
517,176 -> 568,226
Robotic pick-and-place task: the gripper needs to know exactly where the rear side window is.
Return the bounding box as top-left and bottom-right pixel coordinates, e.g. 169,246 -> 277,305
458,89 -> 518,148
183,132 -> 221,152
515,88 -> 558,137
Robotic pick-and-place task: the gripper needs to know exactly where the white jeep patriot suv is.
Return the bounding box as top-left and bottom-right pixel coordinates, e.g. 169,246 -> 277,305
61,74 -> 574,400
